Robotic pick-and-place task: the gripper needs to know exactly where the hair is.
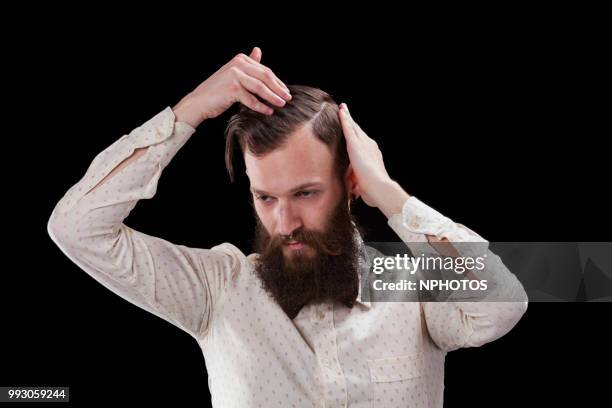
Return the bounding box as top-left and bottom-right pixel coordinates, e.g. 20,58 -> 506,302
224,85 -> 349,184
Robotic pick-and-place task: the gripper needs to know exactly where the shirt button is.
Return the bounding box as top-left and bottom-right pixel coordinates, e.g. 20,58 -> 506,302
321,358 -> 331,368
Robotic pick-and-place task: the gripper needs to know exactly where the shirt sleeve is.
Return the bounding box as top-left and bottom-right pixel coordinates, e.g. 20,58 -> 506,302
387,196 -> 528,352
47,107 -> 245,340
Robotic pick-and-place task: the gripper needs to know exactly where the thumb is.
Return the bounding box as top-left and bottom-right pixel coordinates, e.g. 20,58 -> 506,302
249,46 -> 262,63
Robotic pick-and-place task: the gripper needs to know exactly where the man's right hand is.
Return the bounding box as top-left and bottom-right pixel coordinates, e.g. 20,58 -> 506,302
173,47 -> 292,128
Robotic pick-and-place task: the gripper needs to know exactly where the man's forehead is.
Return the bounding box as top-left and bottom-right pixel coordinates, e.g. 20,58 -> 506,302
244,126 -> 336,195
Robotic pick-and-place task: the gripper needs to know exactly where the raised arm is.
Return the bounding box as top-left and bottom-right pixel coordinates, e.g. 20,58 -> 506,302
47,47 -> 292,340
337,103 -> 528,352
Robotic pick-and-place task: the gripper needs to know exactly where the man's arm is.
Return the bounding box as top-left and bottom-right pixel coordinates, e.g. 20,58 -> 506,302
385,194 -> 528,351
48,47 -> 292,339
337,103 -> 528,352
47,107 -> 244,339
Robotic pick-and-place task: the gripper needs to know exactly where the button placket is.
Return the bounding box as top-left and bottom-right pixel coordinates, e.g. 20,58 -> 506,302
314,303 -> 347,408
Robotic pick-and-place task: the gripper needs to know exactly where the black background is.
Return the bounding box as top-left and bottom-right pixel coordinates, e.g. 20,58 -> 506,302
3,11 -> 609,407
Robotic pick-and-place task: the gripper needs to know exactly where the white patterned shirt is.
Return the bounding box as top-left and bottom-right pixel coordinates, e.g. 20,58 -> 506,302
48,107 -> 528,407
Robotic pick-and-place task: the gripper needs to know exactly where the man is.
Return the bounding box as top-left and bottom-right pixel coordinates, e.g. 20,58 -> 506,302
48,47 -> 528,407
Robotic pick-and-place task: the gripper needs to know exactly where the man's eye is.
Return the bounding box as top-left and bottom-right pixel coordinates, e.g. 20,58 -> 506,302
256,191 -> 317,203
296,191 -> 316,198
257,195 -> 273,203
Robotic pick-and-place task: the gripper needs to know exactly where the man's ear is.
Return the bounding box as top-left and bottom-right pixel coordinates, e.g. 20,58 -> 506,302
344,164 -> 359,200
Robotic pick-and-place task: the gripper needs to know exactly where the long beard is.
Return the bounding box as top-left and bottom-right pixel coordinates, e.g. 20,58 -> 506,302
252,190 -> 363,319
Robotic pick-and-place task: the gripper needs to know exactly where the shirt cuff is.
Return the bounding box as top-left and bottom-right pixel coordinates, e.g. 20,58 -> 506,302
387,196 -> 452,240
387,196 -> 487,244
127,106 -> 195,148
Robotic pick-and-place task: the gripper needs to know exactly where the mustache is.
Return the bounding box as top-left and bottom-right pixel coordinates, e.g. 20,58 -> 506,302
261,228 -> 344,256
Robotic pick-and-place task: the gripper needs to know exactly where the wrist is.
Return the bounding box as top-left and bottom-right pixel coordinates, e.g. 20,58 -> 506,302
376,180 -> 410,219
172,95 -> 204,128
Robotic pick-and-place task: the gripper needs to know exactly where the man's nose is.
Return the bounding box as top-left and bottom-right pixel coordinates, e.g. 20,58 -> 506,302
276,201 -> 302,238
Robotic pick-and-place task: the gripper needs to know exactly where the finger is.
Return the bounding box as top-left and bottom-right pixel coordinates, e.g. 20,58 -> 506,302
339,104 -> 358,141
237,89 -> 274,115
240,62 -> 291,101
339,104 -> 359,137
249,46 -> 262,63
241,56 -> 291,98
237,70 -> 287,107
341,103 -> 365,139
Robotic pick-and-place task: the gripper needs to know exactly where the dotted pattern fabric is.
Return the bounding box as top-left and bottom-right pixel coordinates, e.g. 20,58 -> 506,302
48,108 -> 528,407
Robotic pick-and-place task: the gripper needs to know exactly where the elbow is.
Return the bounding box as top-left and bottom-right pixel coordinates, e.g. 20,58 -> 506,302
47,205 -> 83,251
506,298 -> 529,332
47,208 -> 71,249
491,300 -> 528,345
501,282 -> 529,332
469,301 -> 528,348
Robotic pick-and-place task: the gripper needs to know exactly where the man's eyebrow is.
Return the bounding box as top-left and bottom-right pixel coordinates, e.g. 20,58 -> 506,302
250,182 -> 324,196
